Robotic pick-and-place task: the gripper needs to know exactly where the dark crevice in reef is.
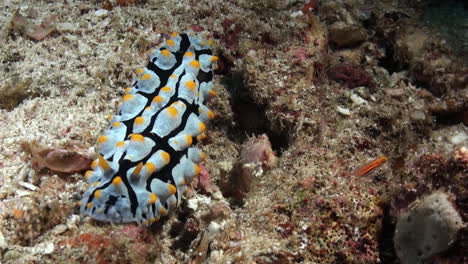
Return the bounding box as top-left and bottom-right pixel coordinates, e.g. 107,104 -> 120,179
432,110 -> 468,128
149,219 -> 165,234
365,10 -> 409,75
378,203 -> 398,263
377,42 -> 407,75
221,71 -> 290,155
169,203 -> 200,251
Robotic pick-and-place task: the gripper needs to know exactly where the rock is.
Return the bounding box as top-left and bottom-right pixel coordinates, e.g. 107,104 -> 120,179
221,134 -> 276,201
51,224 -> 67,235
409,110 -> 426,122
394,191 -> 465,264
329,22 -> 367,48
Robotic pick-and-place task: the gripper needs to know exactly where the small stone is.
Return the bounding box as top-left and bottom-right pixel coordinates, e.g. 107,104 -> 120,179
410,110 -> 426,122
291,11 -> 303,18
207,221 -> 222,235
350,93 -> 368,105
336,105 -> 351,116
94,9 -> 109,17
51,224 -> 67,235
66,214 -> 81,230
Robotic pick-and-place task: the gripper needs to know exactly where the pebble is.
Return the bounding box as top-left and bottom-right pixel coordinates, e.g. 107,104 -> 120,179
410,110 -> 426,122
66,214 -> 81,230
207,221 -> 223,236
291,11 -> 303,18
329,22 -> 367,48
51,224 -> 67,235
336,106 -> 351,116
94,9 -> 109,17
350,93 -> 368,105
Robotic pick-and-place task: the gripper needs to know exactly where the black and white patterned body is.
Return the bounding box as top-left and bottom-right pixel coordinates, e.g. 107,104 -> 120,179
80,32 -> 217,225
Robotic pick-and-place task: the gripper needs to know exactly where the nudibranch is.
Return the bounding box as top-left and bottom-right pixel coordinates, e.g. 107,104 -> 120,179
80,31 -> 217,225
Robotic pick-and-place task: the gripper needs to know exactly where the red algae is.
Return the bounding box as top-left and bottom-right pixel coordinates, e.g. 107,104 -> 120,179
328,63 -> 374,88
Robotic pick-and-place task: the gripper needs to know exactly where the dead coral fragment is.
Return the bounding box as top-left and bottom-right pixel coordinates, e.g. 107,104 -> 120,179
6,9 -> 56,41
222,134 -> 276,201
22,141 -> 93,174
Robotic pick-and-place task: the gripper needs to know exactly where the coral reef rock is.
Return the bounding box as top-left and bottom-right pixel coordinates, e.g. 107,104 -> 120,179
394,191 -> 465,264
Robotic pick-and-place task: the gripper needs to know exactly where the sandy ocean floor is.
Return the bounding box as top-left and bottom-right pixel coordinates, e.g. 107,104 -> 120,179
0,0 -> 466,263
